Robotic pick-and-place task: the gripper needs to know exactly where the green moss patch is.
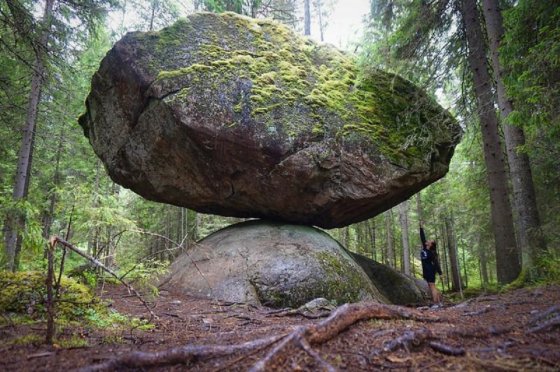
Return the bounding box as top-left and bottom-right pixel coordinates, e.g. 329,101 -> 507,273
0,271 -> 104,321
143,12 -> 458,164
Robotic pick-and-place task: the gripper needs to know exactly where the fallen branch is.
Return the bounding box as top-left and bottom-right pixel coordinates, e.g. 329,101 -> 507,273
429,341 -> 465,356
269,298 -> 336,319
527,314 -> 560,334
80,334 -> 286,372
462,306 -> 492,316
48,236 -> 158,320
383,329 -> 432,352
528,305 -> 559,326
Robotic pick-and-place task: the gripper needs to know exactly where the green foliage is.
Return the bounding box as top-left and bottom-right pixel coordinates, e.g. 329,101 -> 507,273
0,270 -> 155,335
117,260 -> 168,300
8,334 -> 44,346
0,271 -> 104,321
199,0 -> 263,16
56,334 -> 89,348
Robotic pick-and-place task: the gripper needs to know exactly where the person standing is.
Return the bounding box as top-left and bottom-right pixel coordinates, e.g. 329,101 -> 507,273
420,224 -> 443,307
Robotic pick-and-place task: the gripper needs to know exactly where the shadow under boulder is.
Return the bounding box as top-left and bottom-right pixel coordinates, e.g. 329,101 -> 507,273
346,250 -> 430,305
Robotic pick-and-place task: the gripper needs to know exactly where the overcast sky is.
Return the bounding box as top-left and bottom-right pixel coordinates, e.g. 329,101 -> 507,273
309,0 -> 371,50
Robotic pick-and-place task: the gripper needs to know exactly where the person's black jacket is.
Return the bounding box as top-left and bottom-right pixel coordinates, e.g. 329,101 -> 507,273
420,227 -> 443,278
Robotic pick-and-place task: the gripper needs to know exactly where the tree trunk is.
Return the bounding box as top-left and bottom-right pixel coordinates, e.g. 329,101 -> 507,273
368,218 -> 376,261
416,192 -> 423,225
460,0 -> 520,285
315,0 -> 324,41
439,223 -> 450,291
478,233 -> 489,289
445,216 -> 461,292
461,239 -> 468,288
41,125 -> 65,240
304,0 -> 311,35
385,209 -> 395,268
149,0 -> 157,31
398,201 -> 411,275
481,0 -> 547,276
3,0 -> 54,271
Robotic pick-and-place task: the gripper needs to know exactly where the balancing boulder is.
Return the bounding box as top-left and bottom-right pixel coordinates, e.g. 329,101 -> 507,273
79,12 -> 461,228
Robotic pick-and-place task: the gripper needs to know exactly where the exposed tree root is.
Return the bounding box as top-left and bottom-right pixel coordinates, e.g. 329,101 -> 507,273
81,302 -> 438,372
250,302 -> 438,371
528,315 -> 560,334
80,334 -> 287,372
527,305 -> 560,333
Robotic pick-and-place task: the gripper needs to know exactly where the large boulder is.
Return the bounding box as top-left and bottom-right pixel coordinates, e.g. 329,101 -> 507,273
79,12 -> 461,228
160,220 -> 387,308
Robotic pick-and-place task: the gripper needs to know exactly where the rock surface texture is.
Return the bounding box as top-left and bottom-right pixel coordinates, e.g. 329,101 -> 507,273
80,12 -> 461,228
346,250 -> 430,305
160,220 -> 387,307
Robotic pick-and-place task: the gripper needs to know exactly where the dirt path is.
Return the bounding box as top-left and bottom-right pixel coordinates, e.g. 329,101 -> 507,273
1,284 -> 559,371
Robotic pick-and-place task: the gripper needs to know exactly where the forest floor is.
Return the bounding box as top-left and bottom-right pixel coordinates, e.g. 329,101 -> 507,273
1,283 -> 559,371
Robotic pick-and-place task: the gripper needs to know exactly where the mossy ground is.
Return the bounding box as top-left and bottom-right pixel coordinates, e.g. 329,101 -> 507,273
143,12 -> 458,165
0,271 -> 153,338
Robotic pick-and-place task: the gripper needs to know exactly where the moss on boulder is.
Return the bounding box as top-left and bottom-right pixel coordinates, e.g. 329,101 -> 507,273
79,12 -> 461,228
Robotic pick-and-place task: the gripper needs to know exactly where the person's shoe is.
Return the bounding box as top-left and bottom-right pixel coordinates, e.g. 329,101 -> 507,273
430,304 -> 440,309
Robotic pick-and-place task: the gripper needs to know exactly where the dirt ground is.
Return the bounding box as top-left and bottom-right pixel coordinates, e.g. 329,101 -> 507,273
1,283 -> 559,371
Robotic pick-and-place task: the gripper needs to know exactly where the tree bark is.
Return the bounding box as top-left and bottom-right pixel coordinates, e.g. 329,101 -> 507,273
41,125 -> 65,240
481,0 -> 546,275
398,201 -> 411,275
460,0 -> 520,284
478,232 -> 489,289
385,209 -> 395,268
439,223 -> 450,291
368,218 -> 377,261
304,0 -> 311,35
314,0 -> 324,41
3,0 -> 54,271
445,216 -> 461,292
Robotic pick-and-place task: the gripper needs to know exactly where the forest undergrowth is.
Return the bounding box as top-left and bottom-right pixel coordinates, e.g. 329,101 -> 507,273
1,279 -> 559,371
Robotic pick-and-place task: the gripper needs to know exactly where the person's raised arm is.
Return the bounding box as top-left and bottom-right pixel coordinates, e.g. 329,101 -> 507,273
420,224 -> 427,248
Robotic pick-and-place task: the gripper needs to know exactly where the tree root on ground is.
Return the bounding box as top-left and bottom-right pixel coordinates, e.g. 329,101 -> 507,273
527,305 -> 560,333
250,302 -> 438,371
79,334 -> 287,372
81,302 -> 438,371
